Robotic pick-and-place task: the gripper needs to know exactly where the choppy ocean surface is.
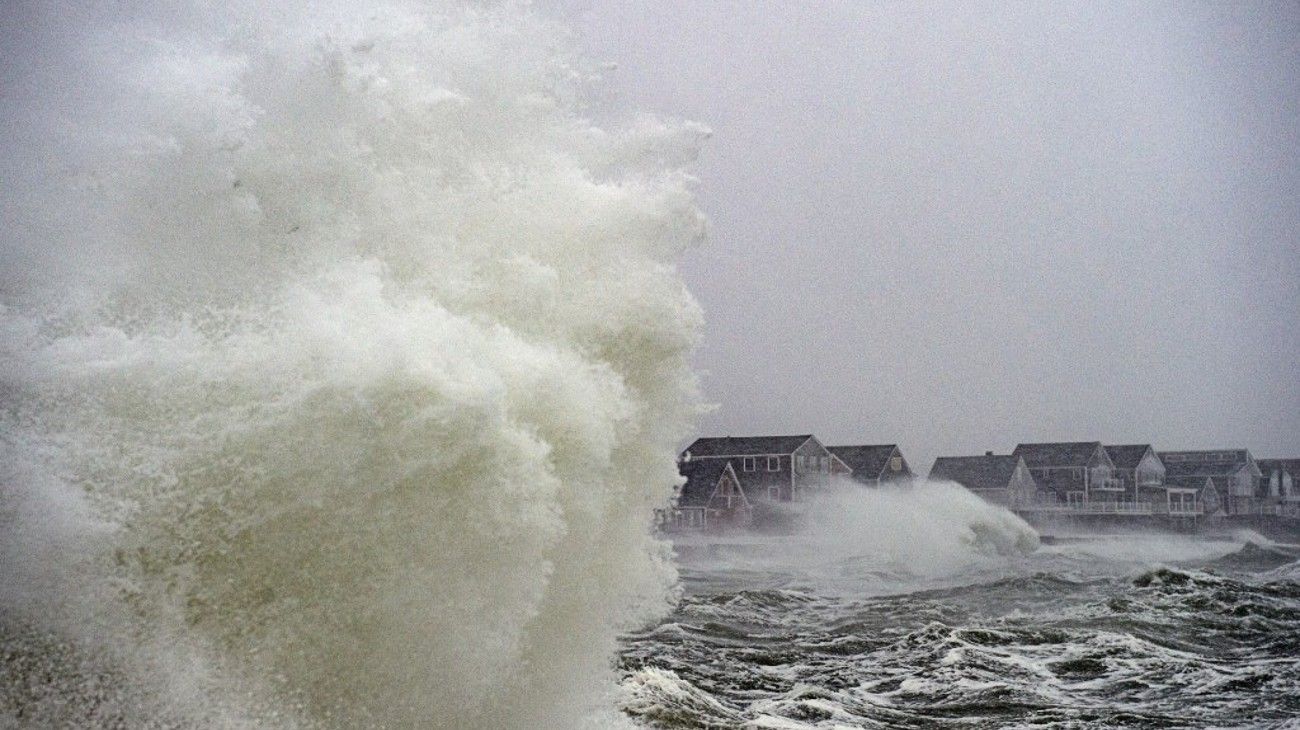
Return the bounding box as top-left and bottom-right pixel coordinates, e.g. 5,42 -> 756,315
620,533 -> 1300,729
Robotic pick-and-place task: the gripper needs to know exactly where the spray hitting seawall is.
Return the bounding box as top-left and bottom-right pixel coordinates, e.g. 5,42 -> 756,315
801,479 -> 1041,576
674,479 -> 1040,593
0,2 -> 706,727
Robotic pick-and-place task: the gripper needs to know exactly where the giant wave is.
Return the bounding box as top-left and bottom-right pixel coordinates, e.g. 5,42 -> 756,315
0,2 -> 706,727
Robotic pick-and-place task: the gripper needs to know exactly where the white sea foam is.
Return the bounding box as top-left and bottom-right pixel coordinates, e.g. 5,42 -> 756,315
0,2 -> 705,727
673,480 -> 1040,594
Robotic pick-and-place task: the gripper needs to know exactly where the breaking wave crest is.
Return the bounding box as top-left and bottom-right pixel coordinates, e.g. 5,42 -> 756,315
673,481 -> 1040,593
0,2 -> 705,727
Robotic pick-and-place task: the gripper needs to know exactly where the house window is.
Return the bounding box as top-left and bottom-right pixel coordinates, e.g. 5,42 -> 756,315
768,486 -> 780,500
890,456 -> 902,472
767,456 -> 780,471
742,457 -> 756,472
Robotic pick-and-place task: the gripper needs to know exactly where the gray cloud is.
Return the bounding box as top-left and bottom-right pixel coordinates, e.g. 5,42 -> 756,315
566,1 -> 1300,468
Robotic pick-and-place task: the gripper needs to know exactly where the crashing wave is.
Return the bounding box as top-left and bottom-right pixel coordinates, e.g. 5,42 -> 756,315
0,2 -> 705,727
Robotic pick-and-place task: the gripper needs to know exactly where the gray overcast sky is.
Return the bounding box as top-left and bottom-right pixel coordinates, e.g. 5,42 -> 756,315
565,1 -> 1300,468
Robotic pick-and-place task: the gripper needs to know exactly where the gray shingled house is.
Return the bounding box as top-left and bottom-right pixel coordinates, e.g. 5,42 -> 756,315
1158,450 -> 1262,515
1258,459 -> 1300,503
658,460 -> 752,531
1012,442 -> 1118,505
928,453 -> 1037,507
1104,444 -> 1165,505
680,434 -> 832,503
1163,474 -> 1222,516
826,444 -> 914,486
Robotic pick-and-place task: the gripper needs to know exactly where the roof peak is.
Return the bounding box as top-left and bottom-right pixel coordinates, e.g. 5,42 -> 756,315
684,434 -> 818,458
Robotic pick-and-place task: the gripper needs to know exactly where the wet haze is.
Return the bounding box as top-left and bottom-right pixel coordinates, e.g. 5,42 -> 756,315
566,1 -> 1300,468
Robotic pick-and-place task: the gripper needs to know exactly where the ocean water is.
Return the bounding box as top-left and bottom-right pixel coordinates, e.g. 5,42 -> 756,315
620,491 -> 1300,729
1,2 -> 703,727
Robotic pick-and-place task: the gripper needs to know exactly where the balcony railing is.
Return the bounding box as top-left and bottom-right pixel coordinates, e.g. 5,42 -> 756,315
1018,498 -> 1153,515
1233,503 -> 1300,519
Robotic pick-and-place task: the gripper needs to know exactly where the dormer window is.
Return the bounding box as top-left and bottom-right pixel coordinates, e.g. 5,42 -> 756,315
767,456 -> 780,471
742,457 -> 756,472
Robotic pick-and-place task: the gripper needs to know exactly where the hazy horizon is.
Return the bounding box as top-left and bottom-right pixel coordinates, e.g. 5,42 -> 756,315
566,1 -> 1300,469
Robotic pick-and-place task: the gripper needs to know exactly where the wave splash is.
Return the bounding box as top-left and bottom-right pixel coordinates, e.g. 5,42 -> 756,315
804,479 -> 1041,567
675,480 -> 1040,592
0,2 -> 705,727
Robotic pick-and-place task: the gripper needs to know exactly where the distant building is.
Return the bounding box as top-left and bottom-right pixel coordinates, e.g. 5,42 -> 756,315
1258,459 -> 1300,503
826,444 -> 914,486
1158,450 -> 1262,515
928,453 -> 1037,507
658,460 -> 752,532
1164,475 -> 1223,516
1012,442 -> 1118,505
680,434 -> 832,503
829,452 -> 854,477
1104,444 -> 1165,504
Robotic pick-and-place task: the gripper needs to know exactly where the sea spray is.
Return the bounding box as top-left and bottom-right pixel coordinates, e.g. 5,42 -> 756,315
0,2 -> 706,727
670,479 -> 1040,594
803,479 -> 1041,568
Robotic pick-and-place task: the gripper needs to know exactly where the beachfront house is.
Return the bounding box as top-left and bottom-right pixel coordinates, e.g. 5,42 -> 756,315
826,444 -> 914,486
1104,444 -> 1166,505
1158,450 -> 1262,515
657,460 -> 752,532
928,453 -> 1037,507
679,434 -> 833,503
1258,459 -> 1300,504
1163,474 -> 1223,516
1012,441 -> 1118,506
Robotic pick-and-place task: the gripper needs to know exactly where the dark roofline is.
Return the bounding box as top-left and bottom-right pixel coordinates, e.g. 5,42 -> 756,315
1013,441 -> 1105,468
1104,444 -> 1157,469
683,434 -> 817,458
826,444 -> 903,479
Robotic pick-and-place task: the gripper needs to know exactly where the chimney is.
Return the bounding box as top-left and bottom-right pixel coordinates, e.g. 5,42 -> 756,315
985,451 -> 994,456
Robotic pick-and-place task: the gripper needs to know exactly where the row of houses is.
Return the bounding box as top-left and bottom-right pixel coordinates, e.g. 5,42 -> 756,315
658,435 -> 912,530
942,443 -> 1299,519
656,434 -> 1300,532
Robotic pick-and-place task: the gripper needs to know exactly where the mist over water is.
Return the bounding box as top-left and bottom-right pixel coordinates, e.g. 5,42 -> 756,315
1,2 -> 706,727
672,480 -> 1040,595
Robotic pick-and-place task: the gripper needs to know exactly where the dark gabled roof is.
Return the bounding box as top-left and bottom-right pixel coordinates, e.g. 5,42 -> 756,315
1012,442 -> 1103,468
677,459 -> 734,507
1164,461 -> 1246,478
1258,458 -> 1300,475
826,445 -> 898,478
929,455 -> 1022,491
683,435 -> 814,458
1105,444 -> 1155,470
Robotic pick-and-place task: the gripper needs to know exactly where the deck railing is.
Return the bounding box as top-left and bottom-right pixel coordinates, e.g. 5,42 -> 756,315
1021,499 -> 1299,520
1233,503 -> 1300,519
1018,499 -> 1154,515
